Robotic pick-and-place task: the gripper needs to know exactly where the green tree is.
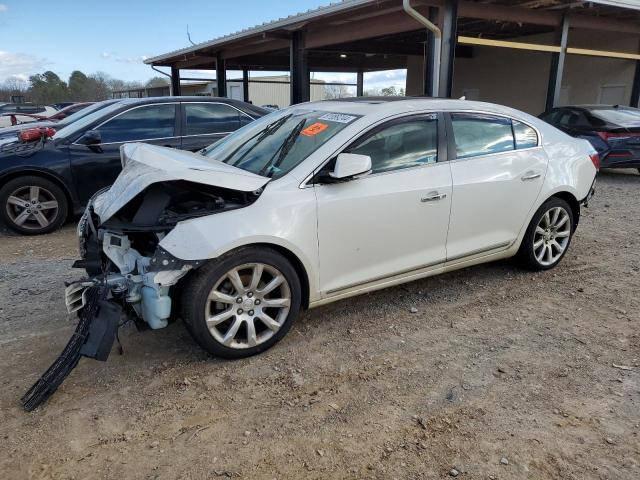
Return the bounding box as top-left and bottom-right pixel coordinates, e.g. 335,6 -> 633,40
28,71 -> 69,104
145,76 -> 169,88
68,70 -> 89,101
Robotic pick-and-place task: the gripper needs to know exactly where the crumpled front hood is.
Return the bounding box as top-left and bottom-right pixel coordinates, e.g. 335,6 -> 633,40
93,143 -> 269,222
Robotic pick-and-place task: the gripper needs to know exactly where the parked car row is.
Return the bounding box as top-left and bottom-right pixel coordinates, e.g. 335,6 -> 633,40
0,97 -> 267,234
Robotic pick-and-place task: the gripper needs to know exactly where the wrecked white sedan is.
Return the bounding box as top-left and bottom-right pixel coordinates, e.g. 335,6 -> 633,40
23,98 -> 598,409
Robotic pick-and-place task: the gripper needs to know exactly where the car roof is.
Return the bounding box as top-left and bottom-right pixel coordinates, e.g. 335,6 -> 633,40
290,97 -> 539,121
111,96 -> 267,116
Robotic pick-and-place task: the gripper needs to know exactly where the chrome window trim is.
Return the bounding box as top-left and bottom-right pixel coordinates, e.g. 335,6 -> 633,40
181,132 -> 232,138
76,136 -> 182,147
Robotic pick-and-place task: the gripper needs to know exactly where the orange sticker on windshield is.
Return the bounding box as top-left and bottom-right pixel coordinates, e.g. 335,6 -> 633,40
301,122 -> 329,137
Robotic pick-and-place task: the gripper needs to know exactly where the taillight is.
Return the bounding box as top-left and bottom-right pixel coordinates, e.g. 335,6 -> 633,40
589,152 -> 600,170
18,127 -> 56,142
596,131 -> 640,142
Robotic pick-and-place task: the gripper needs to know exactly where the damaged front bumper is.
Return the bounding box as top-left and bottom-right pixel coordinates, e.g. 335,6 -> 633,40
22,207 -> 201,411
68,226 -> 200,330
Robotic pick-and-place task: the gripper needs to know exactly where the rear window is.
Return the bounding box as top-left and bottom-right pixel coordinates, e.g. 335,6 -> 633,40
590,108 -> 640,128
513,120 -> 538,149
451,113 -> 514,159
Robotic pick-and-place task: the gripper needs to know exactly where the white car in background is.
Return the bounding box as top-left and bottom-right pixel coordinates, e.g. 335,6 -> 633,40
68,97 -> 598,360
0,103 -> 58,128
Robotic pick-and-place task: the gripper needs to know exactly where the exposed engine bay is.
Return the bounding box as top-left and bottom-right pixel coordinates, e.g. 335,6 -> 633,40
73,180 -> 262,330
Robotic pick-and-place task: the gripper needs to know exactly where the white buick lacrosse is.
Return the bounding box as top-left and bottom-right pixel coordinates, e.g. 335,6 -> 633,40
73,97 -> 598,359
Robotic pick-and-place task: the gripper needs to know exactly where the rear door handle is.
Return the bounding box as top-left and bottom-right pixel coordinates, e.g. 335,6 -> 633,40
521,171 -> 541,181
421,191 -> 447,202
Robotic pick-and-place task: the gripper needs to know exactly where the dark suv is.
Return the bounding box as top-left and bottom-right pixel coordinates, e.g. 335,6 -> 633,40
0,97 -> 267,235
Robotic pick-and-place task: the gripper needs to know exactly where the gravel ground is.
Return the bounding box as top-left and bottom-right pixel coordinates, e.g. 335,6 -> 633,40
0,170 -> 639,480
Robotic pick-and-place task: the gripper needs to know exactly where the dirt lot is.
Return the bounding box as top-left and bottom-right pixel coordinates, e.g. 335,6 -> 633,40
0,171 -> 639,480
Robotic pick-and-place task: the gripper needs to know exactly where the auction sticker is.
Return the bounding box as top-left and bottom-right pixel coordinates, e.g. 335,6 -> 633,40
318,113 -> 357,124
301,122 -> 329,137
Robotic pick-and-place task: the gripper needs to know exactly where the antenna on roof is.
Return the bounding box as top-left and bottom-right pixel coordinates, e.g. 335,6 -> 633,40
187,25 -> 196,46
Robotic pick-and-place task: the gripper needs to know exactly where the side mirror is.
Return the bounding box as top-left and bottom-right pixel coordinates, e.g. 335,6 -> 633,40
329,153 -> 372,180
78,130 -> 102,146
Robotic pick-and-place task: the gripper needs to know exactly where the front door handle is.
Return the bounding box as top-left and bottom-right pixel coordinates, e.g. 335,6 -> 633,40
521,171 -> 541,181
421,191 -> 447,203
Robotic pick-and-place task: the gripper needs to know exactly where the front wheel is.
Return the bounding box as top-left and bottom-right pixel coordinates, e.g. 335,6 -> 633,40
517,197 -> 574,271
180,247 -> 301,359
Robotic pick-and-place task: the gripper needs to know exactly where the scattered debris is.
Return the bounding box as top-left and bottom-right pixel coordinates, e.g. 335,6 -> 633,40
612,364 -> 633,371
500,457 -> 509,465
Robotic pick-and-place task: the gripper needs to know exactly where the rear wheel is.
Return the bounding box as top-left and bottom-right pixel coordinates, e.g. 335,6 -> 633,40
0,176 -> 68,235
180,247 -> 301,359
517,197 -> 574,271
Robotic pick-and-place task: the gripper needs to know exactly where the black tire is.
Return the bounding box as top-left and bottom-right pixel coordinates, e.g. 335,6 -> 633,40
180,246 -> 302,359
517,197 -> 575,271
0,175 -> 68,235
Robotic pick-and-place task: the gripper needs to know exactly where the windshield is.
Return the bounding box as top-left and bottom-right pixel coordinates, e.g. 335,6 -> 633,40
54,101 -> 124,139
56,101 -> 117,127
202,109 -> 360,179
591,107 -> 640,128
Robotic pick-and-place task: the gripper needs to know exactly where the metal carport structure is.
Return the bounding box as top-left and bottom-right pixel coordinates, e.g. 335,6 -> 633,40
144,0 -> 640,110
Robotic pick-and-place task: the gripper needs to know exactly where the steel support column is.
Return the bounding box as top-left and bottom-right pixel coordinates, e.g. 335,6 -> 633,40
424,6 -> 438,97
170,66 -> 181,96
546,15 -> 569,111
242,69 -> 250,102
216,53 -> 227,98
356,69 -> 364,96
438,0 -> 458,98
631,60 -> 640,108
290,31 -> 310,105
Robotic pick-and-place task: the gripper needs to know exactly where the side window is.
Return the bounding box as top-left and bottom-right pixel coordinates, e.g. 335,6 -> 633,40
184,103 -> 241,135
451,113 -> 514,159
512,120 -> 538,149
556,109 -> 590,127
97,104 -> 176,143
539,111 -> 558,124
347,116 -> 438,174
0,104 -> 17,113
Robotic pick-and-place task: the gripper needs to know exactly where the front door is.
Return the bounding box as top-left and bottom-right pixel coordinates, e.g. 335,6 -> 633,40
446,112 -> 548,260
69,103 -> 179,205
314,114 -> 452,295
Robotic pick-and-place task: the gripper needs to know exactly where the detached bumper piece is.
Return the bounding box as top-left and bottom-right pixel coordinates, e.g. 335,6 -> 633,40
21,285 -> 122,411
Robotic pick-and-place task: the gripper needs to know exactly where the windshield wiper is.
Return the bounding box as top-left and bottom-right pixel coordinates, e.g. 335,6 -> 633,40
259,119 -> 306,177
221,113 -> 293,166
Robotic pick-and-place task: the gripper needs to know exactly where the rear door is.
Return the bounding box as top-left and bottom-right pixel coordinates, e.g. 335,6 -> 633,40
68,102 -> 180,204
445,112 -> 547,261
180,102 -> 247,151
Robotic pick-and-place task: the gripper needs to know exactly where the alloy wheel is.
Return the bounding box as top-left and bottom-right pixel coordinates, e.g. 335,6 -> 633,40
205,263 -> 291,349
533,206 -> 571,266
5,185 -> 59,230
